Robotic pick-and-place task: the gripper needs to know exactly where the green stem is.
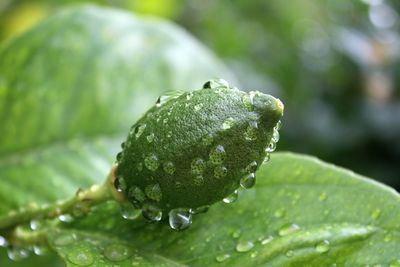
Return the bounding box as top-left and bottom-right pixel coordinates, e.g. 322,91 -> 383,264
0,166 -> 122,231
7,228 -> 48,247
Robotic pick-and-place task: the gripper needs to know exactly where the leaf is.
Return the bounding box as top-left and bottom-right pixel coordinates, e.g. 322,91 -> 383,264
0,4 -> 235,266
48,152 -> 400,266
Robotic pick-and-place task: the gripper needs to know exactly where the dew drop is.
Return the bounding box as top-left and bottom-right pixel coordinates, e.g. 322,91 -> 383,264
134,124 -> 146,139
59,214 -> 74,223
104,243 -> 133,262
114,176 -> 127,192
128,186 -> 146,203
274,208 -> 286,218
30,220 -> 41,231
120,202 -> 141,220
319,192 -> 327,201
7,248 -> 29,261
116,152 -> 122,161
275,120 -> 282,130
145,183 -> 162,202
215,253 -> 231,262
222,117 -> 235,130
193,175 -> 204,186
315,240 -> 330,253
235,240 -> 254,252
146,133 -> 155,143
191,158 -> 206,175
245,160 -> 258,173
0,236 -> 7,247
190,205 -> 209,214
169,209 -> 192,231
263,153 -> 271,164
240,173 -> 256,189
144,154 -> 159,171
285,250 -> 294,257
214,165 -> 228,179
272,129 -> 280,142
209,145 -> 226,164
155,92 -> 181,107
371,208 -> 381,220
250,251 -> 258,258
202,78 -> 230,89
53,233 -> 76,246
279,223 -> 300,236
223,190 -> 238,203
142,203 -> 162,222
260,235 -> 274,245
67,249 -> 94,266
265,141 -> 277,153
202,134 -> 214,146
232,229 -> 241,239
33,245 -> 48,256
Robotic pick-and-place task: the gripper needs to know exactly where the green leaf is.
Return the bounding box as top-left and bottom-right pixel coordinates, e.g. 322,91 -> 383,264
0,4 -> 234,266
48,152 -> 400,266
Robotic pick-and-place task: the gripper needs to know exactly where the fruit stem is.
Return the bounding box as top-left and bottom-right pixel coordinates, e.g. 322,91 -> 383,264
0,164 -> 123,232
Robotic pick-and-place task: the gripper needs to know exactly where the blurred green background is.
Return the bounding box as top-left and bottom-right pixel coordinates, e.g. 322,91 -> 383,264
1,0 -> 399,189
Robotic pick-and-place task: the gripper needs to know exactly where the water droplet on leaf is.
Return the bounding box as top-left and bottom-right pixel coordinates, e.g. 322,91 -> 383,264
144,154 -> 159,171
235,240 -> 254,252
215,254 -> 230,262
240,173 -> 256,189
142,203 -> 162,222
222,117 -> 235,130
202,78 -> 230,89
214,165 -> 228,179
169,209 -> 192,231
7,248 -> 29,261
104,243 -> 133,262
121,203 -> 141,220
67,249 -> 94,266
146,133 -> 155,143
315,240 -> 330,253
128,186 -> 146,203
134,124 -> 146,139
279,223 -> 300,236
145,183 -> 162,202
223,190 -> 238,203
191,158 -> 206,175
163,161 -> 176,175
260,235 -> 274,245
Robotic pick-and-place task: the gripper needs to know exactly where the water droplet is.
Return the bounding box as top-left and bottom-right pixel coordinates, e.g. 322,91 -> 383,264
319,192 -> 327,201
263,153 -> 271,164
232,229 -> 241,239
155,92 -> 182,107
371,208 -> 381,220
274,208 -> 286,219
285,250 -> 294,257
146,133 -> 155,143
265,141 -> 277,153
250,251 -> 258,258
128,186 -> 146,203
67,249 -> 94,266
7,248 -> 29,261
134,124 -> 146,139
191,158 -> 206,175
121,202 -> 141,220
215,253 -> 230,262
260,235 -> 274,245
279,223 -> 300,236
142,203 -> 162,222
114,176 -> 127,192
116,152 -> 122,161
209,145 -> 226,164
223,190 -> 238,203
144,154 -> 159,171
30,220 -> 41,231
145,183 -> 162,202
194,103 -> 203,111
33,245 -> 48,256
193,175 -> 204,186
169,209 -> 192,231
245,161 -> 258,173
190,205 -> 209,214
0,236 -> 7,247
244,123 -> 258,141
214,165 -> 228,179
235,240 -> 254,252
53,233 -> 76,246
59,214 -> 74,223
222,117 -> 235,130
202,134 -> 214,146
275,120 -> 282,130
242,94 -> 254,111
240,173 -> 256,189
315,240 -> 330,253
389,259 -> 400,267
104,243 -> 133,262
202,79 -> 230,89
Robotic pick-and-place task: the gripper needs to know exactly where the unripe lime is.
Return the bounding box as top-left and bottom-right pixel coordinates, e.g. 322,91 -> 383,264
115,79 -> 283,223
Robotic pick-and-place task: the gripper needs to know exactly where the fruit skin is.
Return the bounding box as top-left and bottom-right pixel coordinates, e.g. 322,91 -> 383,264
115,83 -> 283,212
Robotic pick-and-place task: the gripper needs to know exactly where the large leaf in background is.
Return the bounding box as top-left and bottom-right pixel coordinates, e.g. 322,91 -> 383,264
44,153 -> 400,266
0,4 -> 235,212
0,5 -> 235,266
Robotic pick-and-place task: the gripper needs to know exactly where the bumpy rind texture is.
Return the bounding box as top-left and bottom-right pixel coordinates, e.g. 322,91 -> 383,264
116,86 -> 283,212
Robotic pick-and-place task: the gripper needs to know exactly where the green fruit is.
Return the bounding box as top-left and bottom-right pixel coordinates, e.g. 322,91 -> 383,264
115,79 -> 283,224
